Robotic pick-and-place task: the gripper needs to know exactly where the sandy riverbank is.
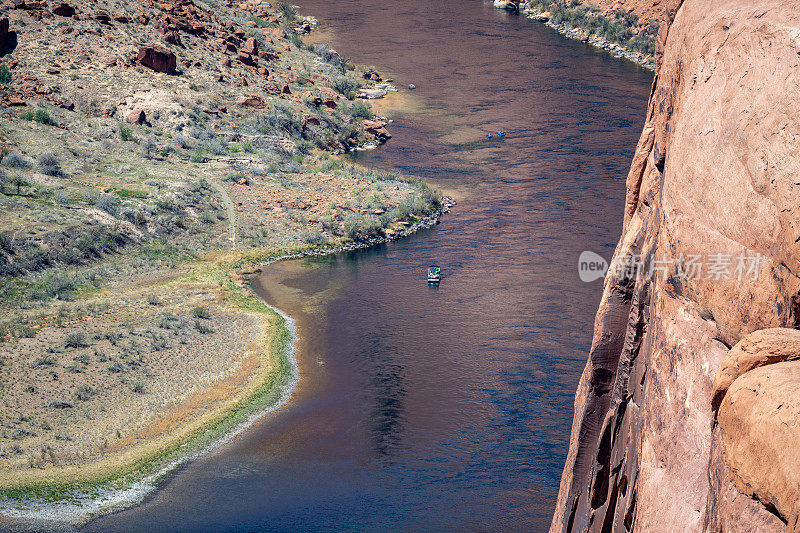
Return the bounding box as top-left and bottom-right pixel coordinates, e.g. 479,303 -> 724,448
0,186 -> 452,528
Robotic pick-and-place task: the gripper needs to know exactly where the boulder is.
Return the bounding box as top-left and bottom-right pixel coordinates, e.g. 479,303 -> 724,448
236,94 -> 267,109
136,44 -> 177,74
358,88 -> 387,99
52,3 -> 76,17
164,30 -> 183,47
241,37 -> 258,55
236,51 -> 256,66
264,27 -> 286,39
362,69 -> 382,82
363,119 -> 391,140
711,328 -> 800,413
318,86 -> 338,99
717,361 -> 800,529
301,116 -> 320,131
95,11 -> 112,23
281,84 -> 291,95
125,109 -> 146,125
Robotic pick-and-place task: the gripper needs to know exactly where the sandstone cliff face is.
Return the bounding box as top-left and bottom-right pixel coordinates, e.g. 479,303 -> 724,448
551,1 -> 800,531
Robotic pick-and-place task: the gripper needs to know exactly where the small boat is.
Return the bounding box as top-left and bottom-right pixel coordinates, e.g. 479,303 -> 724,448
427,265 -> 441,284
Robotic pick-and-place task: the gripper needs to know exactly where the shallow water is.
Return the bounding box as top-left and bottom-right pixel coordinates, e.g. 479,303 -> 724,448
85,1 -> 652,531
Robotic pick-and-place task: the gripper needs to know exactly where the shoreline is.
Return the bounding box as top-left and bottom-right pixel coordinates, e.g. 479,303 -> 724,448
0,195 -> 454,529
518,6 -> 656,71
0,276 -> 299,529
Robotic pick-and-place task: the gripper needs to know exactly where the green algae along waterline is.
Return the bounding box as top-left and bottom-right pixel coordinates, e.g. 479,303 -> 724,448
82,1 -> 654,531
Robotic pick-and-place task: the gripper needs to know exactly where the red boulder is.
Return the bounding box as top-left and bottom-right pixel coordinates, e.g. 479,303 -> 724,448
126,109 -> 146,125
136,44 -> 177,74
241,37 -> 258,55
52,3 -> 76,17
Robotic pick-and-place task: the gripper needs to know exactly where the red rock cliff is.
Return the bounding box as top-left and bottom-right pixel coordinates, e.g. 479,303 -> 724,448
551,1 -> 800,531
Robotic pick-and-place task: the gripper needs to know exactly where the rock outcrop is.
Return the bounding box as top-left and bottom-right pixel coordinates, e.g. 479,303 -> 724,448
136,44 -> 177,74
711,327 -> 800,412
552,1 -> 800,531
52,3 -> 76,17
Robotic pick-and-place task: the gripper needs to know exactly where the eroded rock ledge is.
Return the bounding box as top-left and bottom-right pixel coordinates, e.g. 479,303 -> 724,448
551,1 -> 800,531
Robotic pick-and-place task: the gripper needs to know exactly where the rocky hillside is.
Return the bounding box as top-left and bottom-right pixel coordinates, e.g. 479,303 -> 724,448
0,0 -> 445,506
551,0 -> 800,531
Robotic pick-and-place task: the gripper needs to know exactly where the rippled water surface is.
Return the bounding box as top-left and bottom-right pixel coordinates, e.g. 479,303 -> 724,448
86,1 -> 652,531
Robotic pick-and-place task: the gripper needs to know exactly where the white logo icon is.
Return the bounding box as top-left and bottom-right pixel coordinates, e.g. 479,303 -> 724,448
578,251 -> 608,282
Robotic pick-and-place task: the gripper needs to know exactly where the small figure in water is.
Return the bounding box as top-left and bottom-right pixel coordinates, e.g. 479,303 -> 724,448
487,133 -> 493,139
497,131 -> 506,137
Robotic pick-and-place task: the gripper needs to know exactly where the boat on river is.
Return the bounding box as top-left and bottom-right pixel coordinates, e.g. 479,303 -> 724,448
427,265 -> 441,284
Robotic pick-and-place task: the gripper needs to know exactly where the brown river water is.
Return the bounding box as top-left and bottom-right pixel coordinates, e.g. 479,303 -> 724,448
82,1 -> 653,531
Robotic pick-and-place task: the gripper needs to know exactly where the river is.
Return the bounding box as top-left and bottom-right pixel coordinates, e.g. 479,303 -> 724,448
85,1 -> 652,531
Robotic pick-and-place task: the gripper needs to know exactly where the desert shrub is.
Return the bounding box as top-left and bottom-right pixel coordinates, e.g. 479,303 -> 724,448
202,138 -> 227,155
194,320 -> 213,334
200,212 -> 215,225
331,75 -> 360,99
107,362 -> 125,373
131,381 -> 145,393
22,108 -> 55,125
64,330 -> 88,348
54,190 -> 72,205
32,356 -> 55,367
120,126 -> 134,142
3,153 -> 29,169
95,194 -> 120,215
192,306 -> 210,319
151,336 -> 168,351
22,108 -> 56,125
314,43 -> 348,72
190,149 -> 206,163
0,65 -> 11,84
76,385 -> 94,401
26,273 -> 75,300
255,100 -> 302,137
343,214 -> 381,241
301,229 -> 325,244
36,109 -> 56,125
10,175 -> 28,194
140,136 -> 156,159
348,100 -> 374,120
146,294 -> 161,306
278,2 -> 298,21
365,192 -> 387,210
37,152 -> 62,176
17,326 -> 35,338
158,312 -> 183,330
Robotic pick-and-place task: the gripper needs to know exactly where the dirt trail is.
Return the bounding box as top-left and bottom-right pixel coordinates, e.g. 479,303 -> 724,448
209,178 -> 237,250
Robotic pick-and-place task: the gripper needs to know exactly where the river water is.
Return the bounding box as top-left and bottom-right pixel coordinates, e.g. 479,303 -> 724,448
86,1 -> 652,531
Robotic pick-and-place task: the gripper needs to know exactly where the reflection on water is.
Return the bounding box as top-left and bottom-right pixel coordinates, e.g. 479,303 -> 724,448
85,1 -> 652,531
